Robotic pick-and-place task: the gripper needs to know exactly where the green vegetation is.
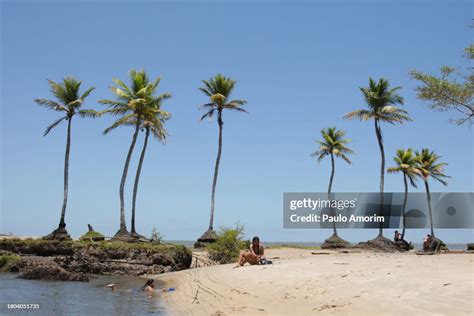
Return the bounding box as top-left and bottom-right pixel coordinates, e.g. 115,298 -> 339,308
387,149 -> 419,240
345,78 -> 411,239
150,227 -> 164,244
99,70 -> 171,240
207,225 -> 248,264
79,231 -> 105,241
0,253 -> 21,272
34,78 -> 96,241
197,74 -> 248,242
410,44 -> 473,126
312,127 -> 354,245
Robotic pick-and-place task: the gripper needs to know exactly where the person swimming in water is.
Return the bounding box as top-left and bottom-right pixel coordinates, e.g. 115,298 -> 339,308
106,279 -> 155,293
140,279 -> 155,292
235,236 -> 265,267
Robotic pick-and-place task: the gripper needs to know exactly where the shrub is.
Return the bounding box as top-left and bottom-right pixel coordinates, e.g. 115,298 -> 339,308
0,253 -> 20,272
207,224 -> 248,264
150,227 -> 163,244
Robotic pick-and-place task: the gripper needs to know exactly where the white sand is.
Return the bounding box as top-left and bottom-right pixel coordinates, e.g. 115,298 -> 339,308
157,248 -> 474,315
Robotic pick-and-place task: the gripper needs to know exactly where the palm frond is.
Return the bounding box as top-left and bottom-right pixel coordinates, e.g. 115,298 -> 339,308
44,116 -> 67,136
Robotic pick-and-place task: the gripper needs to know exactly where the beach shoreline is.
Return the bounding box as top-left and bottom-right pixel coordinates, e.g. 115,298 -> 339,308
156,248 -> 474,315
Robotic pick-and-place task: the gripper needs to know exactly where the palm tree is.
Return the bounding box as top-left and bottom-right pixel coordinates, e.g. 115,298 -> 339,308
387,149 -> 419,240
130,93 -> 171,239
197,74 -> 247,244
311,127 -> 354,247
414,149 -> 450,237
99,70 -> 169,239
35,77 -> 95,240
344,78 -> 411,240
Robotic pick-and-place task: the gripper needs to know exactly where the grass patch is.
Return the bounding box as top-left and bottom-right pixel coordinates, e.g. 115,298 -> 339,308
0,253 -> 21,272
79,231 -> 105,241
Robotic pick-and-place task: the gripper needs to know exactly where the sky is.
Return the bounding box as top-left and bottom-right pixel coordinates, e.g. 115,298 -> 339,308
1,0 -> 473,243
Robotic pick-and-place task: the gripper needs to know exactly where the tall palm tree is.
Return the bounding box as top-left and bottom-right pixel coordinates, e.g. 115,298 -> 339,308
414,149 -> 450,237
344,78 -> 411,240
35,77 -> 95,240
311,127 -> 354,247
197,74 -> 247,244
130,94 -> 171,239
99,70 -> 169,239
387,149 -> 419,240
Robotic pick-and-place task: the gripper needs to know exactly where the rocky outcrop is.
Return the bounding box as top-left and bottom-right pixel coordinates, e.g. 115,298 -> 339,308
0,239 -> 192,282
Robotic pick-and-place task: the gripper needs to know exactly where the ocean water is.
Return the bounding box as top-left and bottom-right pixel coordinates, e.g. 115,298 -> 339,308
166,240 -> 468,250
0,274 -> 167,315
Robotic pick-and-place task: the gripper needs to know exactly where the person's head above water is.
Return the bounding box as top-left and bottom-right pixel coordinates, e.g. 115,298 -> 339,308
145,279 -> 155,288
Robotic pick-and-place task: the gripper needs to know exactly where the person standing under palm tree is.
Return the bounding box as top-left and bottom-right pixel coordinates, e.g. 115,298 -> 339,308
196,74 -> 247,246
311,127 -> 354,248
415,149 -> 450,246
387,148 -> 419,243
344,78 -> 411,245
35,78 -> 96,240
100,70 -> 169,240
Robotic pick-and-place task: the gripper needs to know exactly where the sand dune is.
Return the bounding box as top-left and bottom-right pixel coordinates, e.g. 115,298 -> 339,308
157,248 -> 474,315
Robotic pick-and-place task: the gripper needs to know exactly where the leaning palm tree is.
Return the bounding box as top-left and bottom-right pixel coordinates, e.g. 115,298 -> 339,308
130,95 -> 171,239
311,127 -> 354,248
196,74 -> 247,245
99,70 -> 168,240
414,149 -> 450,238
344,78 -> 411,242
35,77 -> 95,240
387,149 -> 419,240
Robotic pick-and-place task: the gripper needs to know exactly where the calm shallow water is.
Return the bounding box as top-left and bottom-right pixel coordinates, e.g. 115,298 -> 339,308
0,273 -> 167,315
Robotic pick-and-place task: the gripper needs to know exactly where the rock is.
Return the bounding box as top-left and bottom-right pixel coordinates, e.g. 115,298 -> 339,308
467,243 -> 474,251
17,257 -> 89,282
0,239 -> 192,280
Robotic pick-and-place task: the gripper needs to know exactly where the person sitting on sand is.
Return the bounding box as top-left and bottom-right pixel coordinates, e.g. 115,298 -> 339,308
394,230 -> 402,242
423,234 -> 431,251
235,236 -> 265,267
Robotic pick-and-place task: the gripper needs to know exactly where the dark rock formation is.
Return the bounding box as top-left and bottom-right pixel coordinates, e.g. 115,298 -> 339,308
0,239 -> 192,282
467,243 -> 474,251
16,256 -> 89,282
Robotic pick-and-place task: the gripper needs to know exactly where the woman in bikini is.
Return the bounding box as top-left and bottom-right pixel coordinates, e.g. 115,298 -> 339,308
235,236 -> 265,267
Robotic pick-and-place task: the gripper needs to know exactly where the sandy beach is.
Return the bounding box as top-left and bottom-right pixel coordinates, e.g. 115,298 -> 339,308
157,248 -> 474,315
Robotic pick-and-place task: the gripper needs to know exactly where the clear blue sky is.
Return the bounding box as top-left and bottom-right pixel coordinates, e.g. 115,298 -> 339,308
1,0 -> 473,243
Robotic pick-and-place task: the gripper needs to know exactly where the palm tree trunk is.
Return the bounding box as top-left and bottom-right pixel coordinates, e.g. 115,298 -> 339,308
59,116 -> 72,228
424,180 -> 435,237
209,110 -> 223,231
328,153 -> 337,235
374,119 -> 385,237
131,128 -> 150,234
117,121 -> 140,235
401,173 -> 408,240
